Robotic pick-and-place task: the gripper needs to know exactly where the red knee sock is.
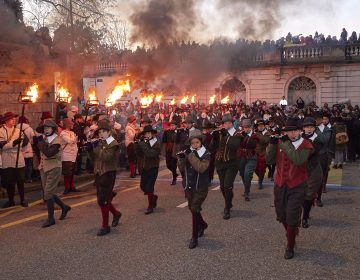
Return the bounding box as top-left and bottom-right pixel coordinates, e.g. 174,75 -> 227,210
100,204 -> 110,228
129,164 -> 135,175
147,193 -> 154,209
64,176 -> 71,190
286,225 -> 297,249
109,203 -> 121,216
70,175 -> 75,189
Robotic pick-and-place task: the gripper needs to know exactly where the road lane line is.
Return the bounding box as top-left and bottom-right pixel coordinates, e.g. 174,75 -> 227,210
212,185 -> 221,191
176,201 -> 188,208
0,186 -> 139,230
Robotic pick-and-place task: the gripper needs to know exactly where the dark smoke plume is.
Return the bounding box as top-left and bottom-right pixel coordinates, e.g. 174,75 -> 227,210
217,0 -> 296,40
129,0 -> 199,46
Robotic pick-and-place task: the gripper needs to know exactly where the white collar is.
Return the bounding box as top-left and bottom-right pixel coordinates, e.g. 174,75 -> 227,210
309,132 -> 318,141
193,145 -> 206,157
149,137 -> 157,147
189,127 -> 195,131
318,123 -> 325,133
105,136 -> 115,145
327,123 -> 331,128
247,130 -> 253,137
227,127 -> 236,136
262,129 -> 268,135
291,137 -> 304,150
46,134 -> 57,143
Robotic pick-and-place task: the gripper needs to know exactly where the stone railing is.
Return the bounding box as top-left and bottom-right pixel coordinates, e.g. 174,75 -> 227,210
251,44 -> 360,67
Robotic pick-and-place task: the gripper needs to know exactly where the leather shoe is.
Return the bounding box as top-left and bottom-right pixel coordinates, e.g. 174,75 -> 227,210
2,201 -> 15,208
144,208 -> 153,215
223,208 -> 230,220
316,200 -> 323,207
20,200 -> 29,207
188,238 -> 198,249
302,219 -> 309,228
284,247 -> 294,259
97,227 -> 111,236
244,194 -> 250,202
42,219 -> 55,228
170,180 -> 176,185
112,213 -> 122,227
70,188 -> 80,192
63,189 -> 71,195
59,206 -> 71,220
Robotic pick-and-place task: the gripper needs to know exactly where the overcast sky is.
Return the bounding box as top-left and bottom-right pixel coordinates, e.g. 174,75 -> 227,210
24,0 -> 358,44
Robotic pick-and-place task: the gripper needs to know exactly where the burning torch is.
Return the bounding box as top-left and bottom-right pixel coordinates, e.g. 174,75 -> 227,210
16,83 -> 39,168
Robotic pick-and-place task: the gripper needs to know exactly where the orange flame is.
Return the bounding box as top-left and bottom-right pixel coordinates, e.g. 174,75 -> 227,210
209,94 -> 217,105
23,83 -> 39,103
108,80 -> 131,104
191,95 -> 196,103
180,96 -> 189,104
155,94 -> 163,102
169,98 -> 176,105
88,90 -> 97,102
56,86 -> 71,103
221,96 -> 230,104
140,94 -> 155,108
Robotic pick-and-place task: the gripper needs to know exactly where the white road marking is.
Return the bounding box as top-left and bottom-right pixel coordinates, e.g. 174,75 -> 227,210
176,201 -> 188,208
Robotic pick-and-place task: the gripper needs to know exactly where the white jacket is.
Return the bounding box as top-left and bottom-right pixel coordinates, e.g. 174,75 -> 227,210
60,130 -> 78,162
16,123 -> 34,158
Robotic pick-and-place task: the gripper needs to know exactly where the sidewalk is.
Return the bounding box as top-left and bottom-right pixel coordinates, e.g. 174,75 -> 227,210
0,172 -> 95,199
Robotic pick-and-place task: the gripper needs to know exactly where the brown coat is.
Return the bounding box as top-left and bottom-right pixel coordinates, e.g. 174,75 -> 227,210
90,138 -> 119,176
136,139 -> 161,172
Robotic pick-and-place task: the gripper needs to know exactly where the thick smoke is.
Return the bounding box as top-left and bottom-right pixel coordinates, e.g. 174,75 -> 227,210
129,0 -> 199,46
217,0 -> 297,40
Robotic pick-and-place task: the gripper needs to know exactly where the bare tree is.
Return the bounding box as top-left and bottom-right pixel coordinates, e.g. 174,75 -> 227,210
103,16 -> 129,50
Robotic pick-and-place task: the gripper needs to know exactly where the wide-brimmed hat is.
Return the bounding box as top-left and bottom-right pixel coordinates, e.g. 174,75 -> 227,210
141,125 -> 157,134
43,119 -> 58,129
282,118 -> 301,132
313,111 -> 323,119
222,114 -> 233,123
127,115 -> 136,123
189,133 -> 205,142
96,120 -> 111,131
41,111 -> 53,120
302,117 -> 316,127
3,112 -> 18,122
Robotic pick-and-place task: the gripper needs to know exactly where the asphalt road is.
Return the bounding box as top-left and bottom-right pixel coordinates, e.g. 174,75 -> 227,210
0,164 -> 359,280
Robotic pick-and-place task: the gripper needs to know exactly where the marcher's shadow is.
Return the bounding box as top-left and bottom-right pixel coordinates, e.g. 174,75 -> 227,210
198,238 -> 225,251
136,208 -> 166,214
230,209 -> 257,219
310,218 -> 352,228
322,197 -> 354,205
296,248 -> 347,267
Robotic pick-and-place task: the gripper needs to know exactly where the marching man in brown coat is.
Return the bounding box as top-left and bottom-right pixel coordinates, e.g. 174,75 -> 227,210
37,120 -> 71,227
88,120 -> 122,236
135,125 -> 161,215
178,133 -> 211,249
266,118 -> 314,259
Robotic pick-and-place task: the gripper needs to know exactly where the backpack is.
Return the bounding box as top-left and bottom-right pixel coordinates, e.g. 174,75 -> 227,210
335,132 -> 349,145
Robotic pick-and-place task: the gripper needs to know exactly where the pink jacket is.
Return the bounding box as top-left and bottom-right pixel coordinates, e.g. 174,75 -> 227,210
60,130 -> 78,162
